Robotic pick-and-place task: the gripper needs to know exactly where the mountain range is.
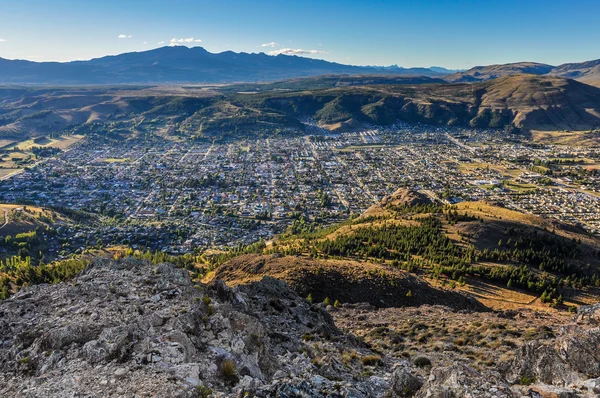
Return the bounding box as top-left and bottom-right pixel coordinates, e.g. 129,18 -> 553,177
0,46 -> 449,85
0,46 -> 598,87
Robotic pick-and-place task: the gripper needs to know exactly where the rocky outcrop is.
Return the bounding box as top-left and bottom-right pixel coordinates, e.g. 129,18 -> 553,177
2,256 -> 600,397
505,305 -> 600,397
0,258 -> 403,397
415,363 -> 516,398
381,188 -> 435,208
390,366 -> 424,397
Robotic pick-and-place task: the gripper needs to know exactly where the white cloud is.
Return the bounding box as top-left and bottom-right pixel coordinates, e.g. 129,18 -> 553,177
157,40 -> 165,45
268,48 -> 328,56
0,38 -> 6,42
118,34 -> 132,39
261,42 -> 278,48
142,41 -> 148,45
169,37 -> 202,45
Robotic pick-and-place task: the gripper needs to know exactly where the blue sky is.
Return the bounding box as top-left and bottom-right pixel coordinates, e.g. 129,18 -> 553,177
0,0 -> 598,69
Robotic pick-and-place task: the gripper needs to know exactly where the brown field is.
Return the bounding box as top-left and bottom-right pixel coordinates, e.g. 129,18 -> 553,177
458,161 -> 524,178
0,140 -> 15,149
531,130 -> 600,146
0,169 -> 21,179
12,134 -> 84,151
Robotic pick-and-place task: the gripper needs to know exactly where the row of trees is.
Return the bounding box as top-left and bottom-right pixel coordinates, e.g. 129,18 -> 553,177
0,256 -> 89,300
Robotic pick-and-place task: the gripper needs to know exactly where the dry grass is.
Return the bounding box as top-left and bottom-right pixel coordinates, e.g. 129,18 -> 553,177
531,130 -> 600,146
101,157 -> 131,163
219,359 -> 238,383
0,204 -> 68,236
13,135 -> 83,151
334,304 -> 566,370
0,140 -> 15,149
0,169 -> 21,179
361,355 -> 381,366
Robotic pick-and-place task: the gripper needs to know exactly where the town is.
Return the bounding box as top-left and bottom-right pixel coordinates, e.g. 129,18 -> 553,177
1,123 -> 599,258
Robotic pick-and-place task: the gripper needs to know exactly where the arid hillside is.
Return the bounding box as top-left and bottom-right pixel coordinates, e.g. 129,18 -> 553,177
1,74 -> 600,143
445,62 -> 554,83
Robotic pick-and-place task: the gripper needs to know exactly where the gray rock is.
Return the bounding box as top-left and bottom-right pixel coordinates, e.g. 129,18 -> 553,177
0,258 -> 374,398
114,367 -> 128,377
415,363 -> 517,398
390,367 -> 423,397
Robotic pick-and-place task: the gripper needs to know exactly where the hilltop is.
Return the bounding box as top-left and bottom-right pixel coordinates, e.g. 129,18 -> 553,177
0,205 -> 74,260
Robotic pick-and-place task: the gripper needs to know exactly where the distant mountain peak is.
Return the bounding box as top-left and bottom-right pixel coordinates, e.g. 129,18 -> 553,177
0,47 -> 448,85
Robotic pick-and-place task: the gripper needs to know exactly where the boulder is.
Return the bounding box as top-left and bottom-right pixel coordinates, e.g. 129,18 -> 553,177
390,367 -> 423,397
415,363 -> 517,398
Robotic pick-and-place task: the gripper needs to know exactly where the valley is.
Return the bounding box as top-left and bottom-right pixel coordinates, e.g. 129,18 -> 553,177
3,2 -> 600,396
1,125 -> 599,264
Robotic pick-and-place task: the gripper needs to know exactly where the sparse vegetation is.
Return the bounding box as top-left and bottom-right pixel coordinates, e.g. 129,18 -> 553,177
219,359 -> 238,384
413,356 -> 432,368
361,355 -> 381,366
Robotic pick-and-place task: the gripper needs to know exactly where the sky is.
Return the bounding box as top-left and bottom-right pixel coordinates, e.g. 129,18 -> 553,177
0,0 -> 599,69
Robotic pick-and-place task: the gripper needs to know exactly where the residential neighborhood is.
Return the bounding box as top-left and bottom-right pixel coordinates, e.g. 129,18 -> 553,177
1,124 -> 599,257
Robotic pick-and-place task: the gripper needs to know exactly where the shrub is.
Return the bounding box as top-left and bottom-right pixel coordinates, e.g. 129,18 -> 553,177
219,359 -> 238,384
361,355 -> 381,366
413,356 -> 432,368
195,385 -> 213,398
323,297 -> 331,305
519,376 -> 535,385
302,333 -> 315,341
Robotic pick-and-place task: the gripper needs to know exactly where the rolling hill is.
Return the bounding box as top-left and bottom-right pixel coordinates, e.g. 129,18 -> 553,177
444,62 -> 555,83
1,74 -> 600,142
446,59 -> 600,88
236,74 -> 600,133
549,59 -> 600,88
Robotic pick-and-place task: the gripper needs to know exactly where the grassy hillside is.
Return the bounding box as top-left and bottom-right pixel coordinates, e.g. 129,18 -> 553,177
549,59 -> 600,88
212,189 -> 600,312
444,62 -> 554,83
446,59 -> 600,89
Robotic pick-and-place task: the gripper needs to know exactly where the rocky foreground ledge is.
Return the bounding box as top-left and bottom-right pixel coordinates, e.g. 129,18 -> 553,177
0,258 -> 599,397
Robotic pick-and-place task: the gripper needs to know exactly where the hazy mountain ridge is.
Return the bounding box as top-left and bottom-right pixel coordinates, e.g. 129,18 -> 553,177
0,46 -> 447,84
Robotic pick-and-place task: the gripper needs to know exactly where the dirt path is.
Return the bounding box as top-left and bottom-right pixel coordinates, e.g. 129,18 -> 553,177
0,209 -> 8,230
